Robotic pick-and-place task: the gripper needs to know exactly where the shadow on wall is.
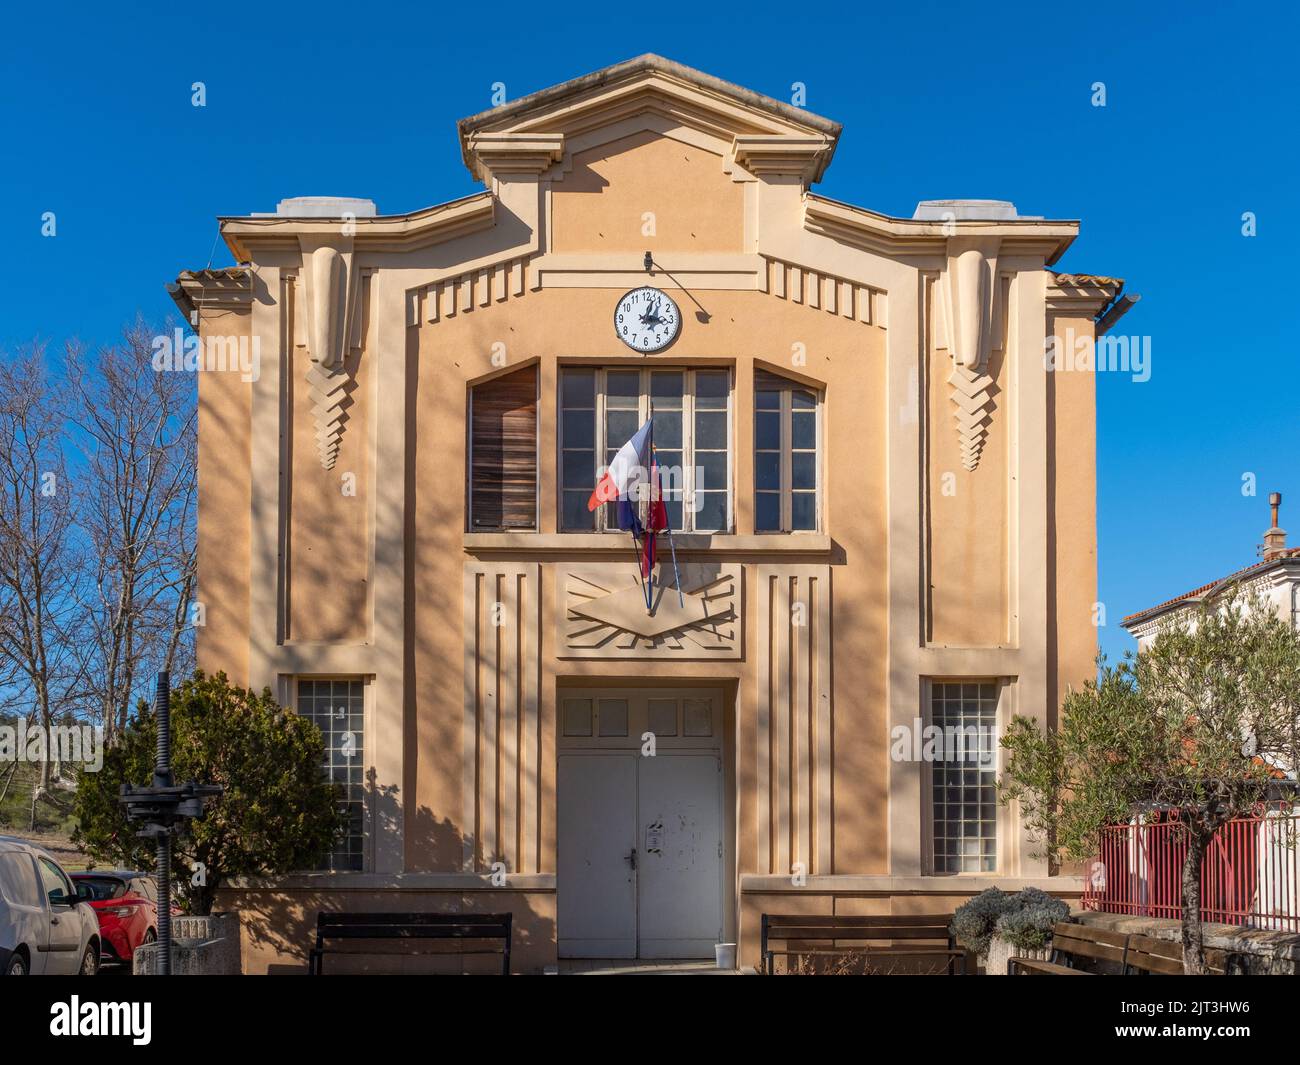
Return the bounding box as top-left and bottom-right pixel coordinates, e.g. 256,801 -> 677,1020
219,786 -> 556,974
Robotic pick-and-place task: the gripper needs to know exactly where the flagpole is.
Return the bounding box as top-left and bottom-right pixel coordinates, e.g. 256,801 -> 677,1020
648,400 -> 685,610
665,490 -> 684,609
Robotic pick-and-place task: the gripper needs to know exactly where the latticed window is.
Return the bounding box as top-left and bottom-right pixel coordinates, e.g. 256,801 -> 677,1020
754,369 -> 820,532
929,681 -> 999,873
298,679 -> 366,872
559,367 -> 731,533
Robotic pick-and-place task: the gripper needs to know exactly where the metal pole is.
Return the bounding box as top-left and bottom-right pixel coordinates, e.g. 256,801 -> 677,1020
155,670 -> 171,976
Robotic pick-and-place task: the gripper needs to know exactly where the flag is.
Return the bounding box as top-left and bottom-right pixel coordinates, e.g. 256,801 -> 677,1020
588,419 -> 670,586
588,418 -> 652,525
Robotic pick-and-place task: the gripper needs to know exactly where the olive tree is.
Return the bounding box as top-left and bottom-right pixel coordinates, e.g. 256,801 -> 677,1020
73,670 -> 345,914
1000,591 -> 1300,973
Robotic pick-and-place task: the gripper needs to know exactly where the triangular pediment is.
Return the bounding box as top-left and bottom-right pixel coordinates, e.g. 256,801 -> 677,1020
458,54 -> 841,185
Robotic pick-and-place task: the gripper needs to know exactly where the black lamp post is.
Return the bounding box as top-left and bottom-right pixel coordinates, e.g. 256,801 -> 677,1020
118,672 -> 222,975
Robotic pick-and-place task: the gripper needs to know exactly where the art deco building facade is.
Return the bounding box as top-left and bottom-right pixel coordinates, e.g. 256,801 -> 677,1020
172,55 -> 1127,972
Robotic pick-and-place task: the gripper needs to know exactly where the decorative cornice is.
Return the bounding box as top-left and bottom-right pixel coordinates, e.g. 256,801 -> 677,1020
218,192 -> 496,260
166,266 -> 252,325
457,54 -> 841,180
732,134 -> 835,183
465,132 -> 566,183
804,194 -> 1079,265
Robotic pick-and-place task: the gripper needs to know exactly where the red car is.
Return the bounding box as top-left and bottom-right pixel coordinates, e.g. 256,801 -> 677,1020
70,871 -> 163,967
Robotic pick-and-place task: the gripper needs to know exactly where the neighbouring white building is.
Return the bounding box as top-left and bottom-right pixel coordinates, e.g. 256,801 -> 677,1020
1123,492 -> 1300,649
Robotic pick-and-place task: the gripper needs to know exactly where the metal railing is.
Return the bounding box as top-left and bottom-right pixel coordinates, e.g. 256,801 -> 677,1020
1082,808 -> 1300,933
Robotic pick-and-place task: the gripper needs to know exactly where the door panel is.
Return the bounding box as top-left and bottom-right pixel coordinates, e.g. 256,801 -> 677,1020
557,754 -> 637,958
37,857 -> 81,973
637,754 -> 723,958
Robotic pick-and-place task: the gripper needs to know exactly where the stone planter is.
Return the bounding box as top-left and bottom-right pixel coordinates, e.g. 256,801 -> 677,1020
133,912 -> 242,975
985,935 -> 1050,975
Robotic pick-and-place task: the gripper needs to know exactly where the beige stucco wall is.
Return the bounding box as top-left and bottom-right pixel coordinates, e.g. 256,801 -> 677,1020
196,63 -> 1105,972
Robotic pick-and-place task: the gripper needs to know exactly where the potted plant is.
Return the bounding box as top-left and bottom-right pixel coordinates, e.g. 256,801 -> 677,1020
986,890 -> 1070,975
950,887 -> 1070,974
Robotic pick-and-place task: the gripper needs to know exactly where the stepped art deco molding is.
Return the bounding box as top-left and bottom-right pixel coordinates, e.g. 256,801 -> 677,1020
295,241 -> 370,470
559,562 -> 741,659
936,237 -> 1008,472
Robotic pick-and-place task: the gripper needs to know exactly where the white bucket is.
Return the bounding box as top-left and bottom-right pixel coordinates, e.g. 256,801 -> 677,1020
714,942 -> 737,970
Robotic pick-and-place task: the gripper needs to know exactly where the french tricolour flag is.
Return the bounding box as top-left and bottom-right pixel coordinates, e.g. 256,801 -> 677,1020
588,419 -> 668,579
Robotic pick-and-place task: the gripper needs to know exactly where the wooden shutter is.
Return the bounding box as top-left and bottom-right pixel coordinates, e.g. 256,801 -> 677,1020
471,366 -> 537,529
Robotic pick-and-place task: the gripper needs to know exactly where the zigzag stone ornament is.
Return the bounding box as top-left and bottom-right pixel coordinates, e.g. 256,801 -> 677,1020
938,238 -> 1005,472
299,242 -> 360,470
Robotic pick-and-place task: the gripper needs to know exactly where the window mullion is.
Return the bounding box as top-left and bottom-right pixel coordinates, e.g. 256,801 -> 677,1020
683,372 -> 695,532
596,372 -> 607,532
781,390 -> 792,532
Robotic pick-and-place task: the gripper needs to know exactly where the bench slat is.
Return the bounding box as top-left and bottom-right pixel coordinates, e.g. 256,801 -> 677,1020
1011,958 -> 1092,975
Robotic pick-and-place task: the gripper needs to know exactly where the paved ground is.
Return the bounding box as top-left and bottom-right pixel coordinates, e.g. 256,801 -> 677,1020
557,959 -> 741,975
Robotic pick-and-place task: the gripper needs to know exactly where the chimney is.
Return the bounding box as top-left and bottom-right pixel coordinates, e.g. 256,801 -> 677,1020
1263,492 -> 1287,560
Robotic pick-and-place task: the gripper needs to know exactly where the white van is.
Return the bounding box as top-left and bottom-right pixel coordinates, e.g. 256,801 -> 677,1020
0,836 -> 101,975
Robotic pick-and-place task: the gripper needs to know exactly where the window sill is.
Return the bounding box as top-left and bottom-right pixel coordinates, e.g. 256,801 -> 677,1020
465,532 -> 831,555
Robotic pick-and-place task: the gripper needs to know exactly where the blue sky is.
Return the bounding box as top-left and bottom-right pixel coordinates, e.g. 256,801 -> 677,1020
2,2 -> 1295,663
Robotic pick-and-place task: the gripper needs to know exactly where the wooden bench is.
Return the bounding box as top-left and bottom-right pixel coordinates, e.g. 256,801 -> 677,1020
1009,922 -> 1128,975
761,913 -> 969,974
308,912 -> 512,975
1123,933 -> 1232,975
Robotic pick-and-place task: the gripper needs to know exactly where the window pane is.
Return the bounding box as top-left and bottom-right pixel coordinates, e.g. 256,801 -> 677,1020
791,410 -> 816,450
606,370 -> 639,405
755,411 -> 780,450
650,371 -> 684,405
697,451 -> 727,492
651,409 -> 682,449
791,451 -> 816,490
791,492 -> 816,530
563,492 -> 594,530
792,388 -> 816,410
562,450 -> 594,488
561,369 -> 595,408
755,388 -> 780,410
695,371 -> 728,407
694,410 -> 727,450
665,499 -> 684,531
756,492 -> 781,532
562,409 -> 594,450
606,409 -> 638,446
656,451 -> 682,500
755,451 -> 780,491
696,491 -> 727,531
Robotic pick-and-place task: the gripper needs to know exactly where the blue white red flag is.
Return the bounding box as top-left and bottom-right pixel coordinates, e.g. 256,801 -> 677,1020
588,419 -> 674,603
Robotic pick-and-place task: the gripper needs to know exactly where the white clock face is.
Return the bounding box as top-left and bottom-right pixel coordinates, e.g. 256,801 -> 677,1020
615,286 -> 681,352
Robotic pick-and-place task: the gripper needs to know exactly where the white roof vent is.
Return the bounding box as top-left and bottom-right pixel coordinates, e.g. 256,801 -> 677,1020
913,199 -> 1033,221
273,196 -> 378,218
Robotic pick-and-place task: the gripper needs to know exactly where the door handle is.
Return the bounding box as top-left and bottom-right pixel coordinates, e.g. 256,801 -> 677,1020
624,848 -> 637,870
50,917 -> 59,925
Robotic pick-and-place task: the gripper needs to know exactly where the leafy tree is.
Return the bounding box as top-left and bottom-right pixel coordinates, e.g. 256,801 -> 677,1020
1000,591 -> 1300,973
73,670 -> 344,914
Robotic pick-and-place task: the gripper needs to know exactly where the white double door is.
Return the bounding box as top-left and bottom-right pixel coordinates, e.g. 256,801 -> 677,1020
557,690 -> 724,959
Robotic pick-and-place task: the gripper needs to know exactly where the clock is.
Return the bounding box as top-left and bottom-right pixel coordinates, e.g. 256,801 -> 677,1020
615,286 -> 681,352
